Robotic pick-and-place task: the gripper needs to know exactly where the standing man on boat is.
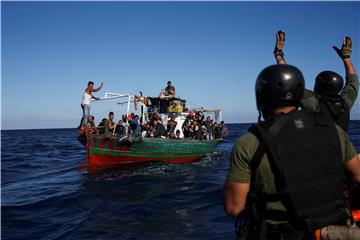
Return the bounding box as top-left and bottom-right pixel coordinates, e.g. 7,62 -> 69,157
274,31 -> 359,132
224,64 -> 360,239
80,81 -> 104,127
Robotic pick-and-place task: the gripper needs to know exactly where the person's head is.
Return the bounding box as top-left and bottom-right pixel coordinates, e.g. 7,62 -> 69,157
255,64 -> 304,120
314,71 -> 344,97
167,80 -> 172,87
108,111 -> 114,120
176,130 -> 181,137
118,120 -> 123,125
220,121 -> 224,125
87,81 -> 94,90
88,115 -> 95,122
207,116 -> 211,121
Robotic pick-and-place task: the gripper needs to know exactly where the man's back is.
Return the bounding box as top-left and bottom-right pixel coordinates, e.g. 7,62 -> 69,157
227,110 -> 356,232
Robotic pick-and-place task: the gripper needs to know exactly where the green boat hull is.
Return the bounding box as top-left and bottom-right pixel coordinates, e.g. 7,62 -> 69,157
86,135 -> 220,166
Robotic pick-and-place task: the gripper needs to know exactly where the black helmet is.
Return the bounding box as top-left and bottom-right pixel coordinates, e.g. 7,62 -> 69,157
314,71 -> 344,96
256,64 -> 305,111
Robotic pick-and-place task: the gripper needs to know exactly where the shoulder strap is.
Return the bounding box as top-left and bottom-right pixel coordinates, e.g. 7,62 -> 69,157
248,113 -> 293,188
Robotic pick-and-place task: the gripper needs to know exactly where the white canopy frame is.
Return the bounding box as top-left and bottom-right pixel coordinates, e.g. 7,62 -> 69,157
92,92 -> 133,117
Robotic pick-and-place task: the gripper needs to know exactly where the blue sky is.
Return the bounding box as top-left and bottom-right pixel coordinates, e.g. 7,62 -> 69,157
2,1 -> 360,129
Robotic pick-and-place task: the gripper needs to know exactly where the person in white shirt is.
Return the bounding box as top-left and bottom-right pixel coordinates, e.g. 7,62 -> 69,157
80,81 -> 103,127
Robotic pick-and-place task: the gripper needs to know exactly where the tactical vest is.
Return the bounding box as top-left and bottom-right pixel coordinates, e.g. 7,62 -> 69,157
247,110 -> 349,237
319,95 -> 350,132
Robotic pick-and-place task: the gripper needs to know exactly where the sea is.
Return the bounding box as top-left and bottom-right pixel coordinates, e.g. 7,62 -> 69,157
2,122 -> 360,240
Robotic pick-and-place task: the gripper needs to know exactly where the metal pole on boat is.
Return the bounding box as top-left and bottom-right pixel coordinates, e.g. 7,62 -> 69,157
126,94 -> 131,116
219,110 -> 223,122
140,91 -> 144,125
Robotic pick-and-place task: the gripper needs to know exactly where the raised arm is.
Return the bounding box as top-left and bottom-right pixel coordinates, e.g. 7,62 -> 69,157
91,82 -> 104,92
333,37 -> 359,109
274,31 -> 286,65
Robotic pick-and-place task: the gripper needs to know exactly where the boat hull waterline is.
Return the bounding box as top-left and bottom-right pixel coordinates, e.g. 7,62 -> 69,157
85,135 -> 220,166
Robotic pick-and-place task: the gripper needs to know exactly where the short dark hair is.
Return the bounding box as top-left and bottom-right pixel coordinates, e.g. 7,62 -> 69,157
109,111 -> 114,116
167,80 -> 171,84
88,81 -> 94,86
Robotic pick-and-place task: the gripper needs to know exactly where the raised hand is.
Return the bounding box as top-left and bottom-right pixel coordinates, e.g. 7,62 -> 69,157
275,31 -> 285,50
333,36 -> 352,59
274,30 -> 285,57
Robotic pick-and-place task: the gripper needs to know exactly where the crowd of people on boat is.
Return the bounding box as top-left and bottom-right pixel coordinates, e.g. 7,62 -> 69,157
80,110 -> 228,141
79,80 -> 227,141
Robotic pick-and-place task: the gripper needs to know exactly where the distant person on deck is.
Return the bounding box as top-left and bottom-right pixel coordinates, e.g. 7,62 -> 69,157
214,122 -> 221,139
164,80 -> 176,96
153,119 -> 167,138
129,115 -> 141,135
274,31 -> 359,132
115,120 -> 125,136
97,118 -> 107,134
220,121 -> 228,139
105,112 -> 115,134
158,81 -> 176,113
87,115 -> 98,135
204,116 -> 214,140
80,81 -> 103,127
167,117 -> 177,134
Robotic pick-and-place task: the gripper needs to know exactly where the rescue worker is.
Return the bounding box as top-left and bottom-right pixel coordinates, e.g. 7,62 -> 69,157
274,31 -> 359,132
224,64 -> 360,240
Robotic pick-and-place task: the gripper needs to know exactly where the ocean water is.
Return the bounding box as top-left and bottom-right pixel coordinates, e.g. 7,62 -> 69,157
2,122 -> 360,240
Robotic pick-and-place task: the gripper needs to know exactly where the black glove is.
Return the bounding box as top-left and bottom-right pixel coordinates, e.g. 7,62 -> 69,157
274,30 -> 285,57
333,36 -> 352,59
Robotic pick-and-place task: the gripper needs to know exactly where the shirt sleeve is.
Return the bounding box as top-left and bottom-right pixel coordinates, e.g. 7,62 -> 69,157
226,132 -> 259,183
335,124 -> 358,163
340,74 -> 359,110
301,88 -> 319,112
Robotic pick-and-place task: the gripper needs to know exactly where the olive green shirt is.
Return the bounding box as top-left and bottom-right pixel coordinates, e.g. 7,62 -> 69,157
301,74 -> 359,112
105,119 -> 114,134
227,124 -> 357,217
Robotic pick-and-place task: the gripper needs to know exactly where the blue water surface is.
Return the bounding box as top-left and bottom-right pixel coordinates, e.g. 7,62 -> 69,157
2,122 -> 360,240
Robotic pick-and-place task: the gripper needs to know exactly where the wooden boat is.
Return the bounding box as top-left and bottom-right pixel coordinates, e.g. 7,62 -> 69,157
78,92 -> 223,169
86,134 -> 220,166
